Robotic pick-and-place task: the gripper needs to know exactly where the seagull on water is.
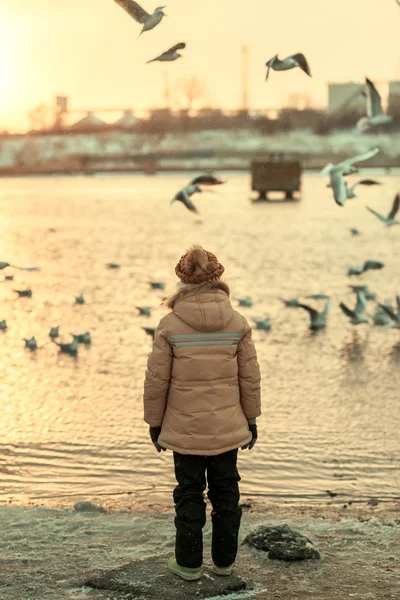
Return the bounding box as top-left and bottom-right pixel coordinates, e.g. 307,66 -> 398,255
0,320 -> 7,330
378,296 -> 400,328
136,306 -> 152,317
75,294 -> 85,304
295,298 -> 332,331
142,326 -> 156,339
357,78 -> 393,132
113,1 -> 166,35
253,317 -> 271,331
340,289 -> 369,325
347,260 -> 384,276
320,148 -> 380,207
14,288 -> 32,298
350,228 -> 361,236
147,42 -> 186,63
24,336 -> 37,350
53,335 -> 79,355
73,332 -> 92,344
49,326 -> 60,339
366,193 -> 400,227
265,53 -> 311,80
236,296 -> 253,308
149,281 -> 165,290
0,262 -> 38,271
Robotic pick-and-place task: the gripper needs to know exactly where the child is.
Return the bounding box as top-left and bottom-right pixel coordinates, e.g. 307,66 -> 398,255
143,245 -> 261,581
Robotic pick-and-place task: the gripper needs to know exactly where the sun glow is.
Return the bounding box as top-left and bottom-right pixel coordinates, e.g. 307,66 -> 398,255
0,16 -> 24,110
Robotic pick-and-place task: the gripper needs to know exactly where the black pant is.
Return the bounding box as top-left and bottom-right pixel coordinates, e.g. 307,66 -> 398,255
173,449 -> 242,569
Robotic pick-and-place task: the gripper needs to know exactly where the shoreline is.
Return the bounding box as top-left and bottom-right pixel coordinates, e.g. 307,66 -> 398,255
0,498 -> 398,600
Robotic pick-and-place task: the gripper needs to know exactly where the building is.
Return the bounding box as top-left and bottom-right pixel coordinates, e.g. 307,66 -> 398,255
70,112 -> 107,131
114,110 -> 138,129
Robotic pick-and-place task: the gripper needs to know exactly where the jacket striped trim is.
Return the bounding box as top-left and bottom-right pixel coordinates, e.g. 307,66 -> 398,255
168,332 -> 242,347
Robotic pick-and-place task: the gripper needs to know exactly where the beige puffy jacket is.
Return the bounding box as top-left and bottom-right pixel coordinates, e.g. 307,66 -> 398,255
143,281 -> 261,455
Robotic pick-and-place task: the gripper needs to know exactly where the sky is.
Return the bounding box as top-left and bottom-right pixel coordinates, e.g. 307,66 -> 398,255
1,0 -> 400,131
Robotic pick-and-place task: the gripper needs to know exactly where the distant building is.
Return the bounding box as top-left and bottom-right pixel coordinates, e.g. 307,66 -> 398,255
114,110 -> 138,129
328,82 -> 365,116
388,81 -> 400,116
70,112 -> 107,131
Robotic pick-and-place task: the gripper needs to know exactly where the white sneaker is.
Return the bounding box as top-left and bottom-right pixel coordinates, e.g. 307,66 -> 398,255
211,562 -> 234,576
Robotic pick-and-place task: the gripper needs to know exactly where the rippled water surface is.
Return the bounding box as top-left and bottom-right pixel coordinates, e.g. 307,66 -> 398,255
0,172 -> 399,506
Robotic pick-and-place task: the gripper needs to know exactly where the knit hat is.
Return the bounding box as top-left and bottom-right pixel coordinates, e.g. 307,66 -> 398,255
175,245 -> 225,284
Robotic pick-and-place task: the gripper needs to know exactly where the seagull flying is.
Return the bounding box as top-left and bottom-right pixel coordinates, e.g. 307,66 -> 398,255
340,290 -> 369,325
366,193 -> 400,227
378,296 -> 400,328
136,306 -> 152,317
357,77 -> 393,132
280,297 -> 299,307
320,148 -> 380,207
147,42 -> 186,63
327,179 -> 381,199
171,174 -> 225,214
265,53 -> 311,80
295,298 -> 332,331
191,175 -> 225,186
305,293 -> 330,300
0,262 -> 38,271
348,285 -> 376,301
142,326 -> 156,339
348,260 -> 384,276
113,1 -> 166,35
373,300 -> 394,327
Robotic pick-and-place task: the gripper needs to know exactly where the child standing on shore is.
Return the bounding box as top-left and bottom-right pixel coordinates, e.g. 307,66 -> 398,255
143,245 -> 261,581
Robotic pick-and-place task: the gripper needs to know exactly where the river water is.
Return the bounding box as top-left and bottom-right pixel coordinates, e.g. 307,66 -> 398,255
0,172 -> 399,507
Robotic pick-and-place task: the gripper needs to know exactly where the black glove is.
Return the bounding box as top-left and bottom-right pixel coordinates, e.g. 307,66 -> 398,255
149,426 -> 166,453
241,423 -> 257,450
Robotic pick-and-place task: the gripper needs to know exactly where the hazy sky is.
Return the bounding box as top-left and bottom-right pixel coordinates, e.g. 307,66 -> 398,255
1,0 -> 399,131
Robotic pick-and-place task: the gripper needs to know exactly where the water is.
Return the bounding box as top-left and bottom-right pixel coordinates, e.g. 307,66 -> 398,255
0,172 -> 399,506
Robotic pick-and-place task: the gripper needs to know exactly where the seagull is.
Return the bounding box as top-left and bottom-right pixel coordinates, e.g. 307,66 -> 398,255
253,317 -> 271,331
0,262 -> 38,271
171,183 -> 202,214
136,306 -> 151,317
372,300 -> 393,327
378,296 -> 400,328
320,148 -> 380,178
327,179 -> 381,199
366,193 -> 400,227
171,173 -> 227,214
265,53 -> 311,80
347,260 -> 384,276
339,289 -> 369,325
280,297 -> 299,307
348,285 -> 376,301
149,281 -> 165,290
0,320 -> 7,330
295,298 -> 332,331
73,332 -> 91,344
305,293 -> 330,300
142,326 -> 156,339
321,148 -> 380,207
357,77 -> 393,132
23,336 -> 37,350
191,175 -> 226,186
113,1 -> 166,35
53,335 -> 79,355
236,296 -> 253,307
106,263 -> 120,269
49,326 -> 60,339
14,288 -> 32,298
75,294 -> 85,304
147,42 -> 186,63
350,228 -> 361,236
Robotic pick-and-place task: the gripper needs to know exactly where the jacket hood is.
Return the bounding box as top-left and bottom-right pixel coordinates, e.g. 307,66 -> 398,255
169,281 -> 234,332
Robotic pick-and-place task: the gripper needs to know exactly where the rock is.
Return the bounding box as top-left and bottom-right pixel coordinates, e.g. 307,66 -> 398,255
73,501 -> 106,513
241,524 -> 320,561
83,554 -> 247,600
367,498 -> 379,507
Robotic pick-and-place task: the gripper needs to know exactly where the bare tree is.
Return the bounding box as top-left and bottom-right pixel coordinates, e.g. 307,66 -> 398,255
173,76 -> 208,112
